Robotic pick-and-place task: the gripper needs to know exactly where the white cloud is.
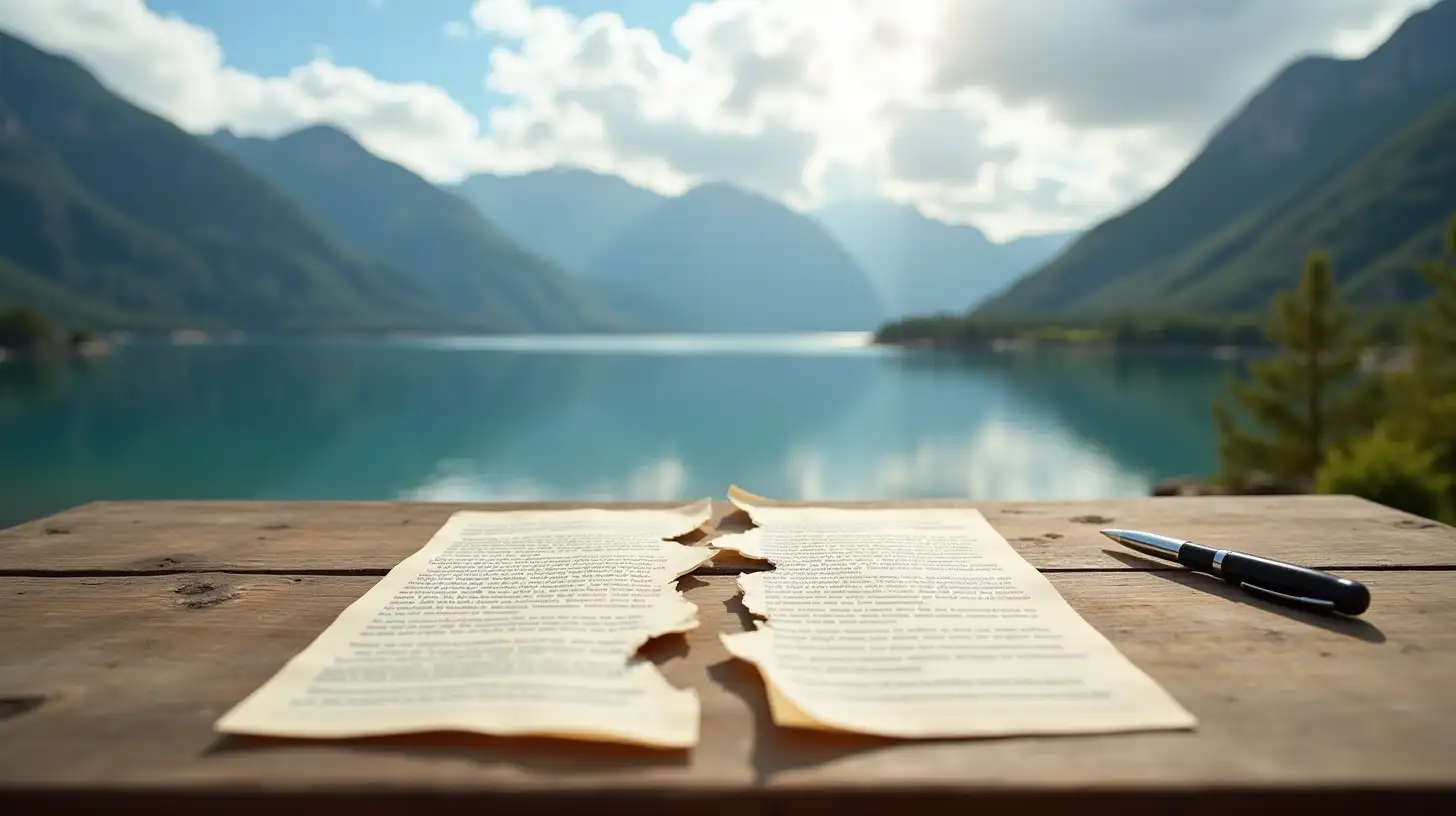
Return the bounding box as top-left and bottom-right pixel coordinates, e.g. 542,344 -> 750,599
442,20 -> 471,39
930,0 -> 1433,134
0,0 -> 1436,239
465,0 -> 1435,237
0,0 -> 488,181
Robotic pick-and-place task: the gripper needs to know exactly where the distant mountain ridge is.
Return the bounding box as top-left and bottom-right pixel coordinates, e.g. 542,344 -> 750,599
980,0 -> 1456,316
451,168 -> 1071,325
452,169 -> 665,275
211,126 -> 633,333
815,199 -> 1077,318
584,183 -> 889,332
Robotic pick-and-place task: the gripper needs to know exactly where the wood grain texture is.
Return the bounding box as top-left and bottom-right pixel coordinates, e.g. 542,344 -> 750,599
2,495 -> 1452,573
2,572 -> 1454,801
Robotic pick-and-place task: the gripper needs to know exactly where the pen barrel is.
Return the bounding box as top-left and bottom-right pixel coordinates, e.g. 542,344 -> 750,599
1176,543 -> 1220,573
1218,551 -> 1371,616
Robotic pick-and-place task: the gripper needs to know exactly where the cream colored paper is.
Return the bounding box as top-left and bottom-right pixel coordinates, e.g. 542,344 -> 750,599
216,501 -> 715,748
716,487 -> 1197,739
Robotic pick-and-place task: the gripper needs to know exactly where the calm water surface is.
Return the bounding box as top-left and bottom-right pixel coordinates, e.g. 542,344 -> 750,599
0,334 -> 1244,528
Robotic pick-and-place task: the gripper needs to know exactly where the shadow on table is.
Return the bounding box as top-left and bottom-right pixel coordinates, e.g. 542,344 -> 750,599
705,656 -> 1137,782
706,657 -> 898,778
712,508 -> 756,537
207,728 -> 691,772
1100,549 -> 1387,643
705,586 -> 896,778
673,504 -> 756,550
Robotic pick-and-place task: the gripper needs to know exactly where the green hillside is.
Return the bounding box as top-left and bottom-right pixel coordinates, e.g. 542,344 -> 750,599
1083,92 -> 1456,312
212,127 -> 636,333
977,0 -> 1456,317
0,126 -> 187,327
0,31 -> 455,331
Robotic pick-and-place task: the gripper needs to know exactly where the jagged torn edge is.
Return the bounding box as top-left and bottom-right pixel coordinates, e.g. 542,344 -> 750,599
537,498 -> 720,749
708,486 -> 777,622
628,497 -> 722,654
708,486 -> 879,735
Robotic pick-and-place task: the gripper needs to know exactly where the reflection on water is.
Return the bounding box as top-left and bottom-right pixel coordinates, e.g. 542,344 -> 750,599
0,336 -> 1243,527
399,332 -> 880,355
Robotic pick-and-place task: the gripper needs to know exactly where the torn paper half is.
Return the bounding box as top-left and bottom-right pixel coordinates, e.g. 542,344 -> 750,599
714,486 -> 1197,739
216,500 -> 716,748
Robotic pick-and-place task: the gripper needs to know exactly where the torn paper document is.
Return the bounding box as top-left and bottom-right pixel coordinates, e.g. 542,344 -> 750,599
715,487 -> 1197,739
216,501 -> 716,748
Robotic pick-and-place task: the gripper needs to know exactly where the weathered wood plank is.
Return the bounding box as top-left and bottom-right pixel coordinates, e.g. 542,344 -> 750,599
1,495 -> 1450,573
1,572 -> 1453,799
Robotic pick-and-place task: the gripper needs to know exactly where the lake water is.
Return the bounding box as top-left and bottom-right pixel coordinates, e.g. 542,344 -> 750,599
0,334 -> 1245,528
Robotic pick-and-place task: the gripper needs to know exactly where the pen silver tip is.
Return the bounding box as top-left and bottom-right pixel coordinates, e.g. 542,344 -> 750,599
1099,528 -> 1186,561
1099,529 -> 1141,546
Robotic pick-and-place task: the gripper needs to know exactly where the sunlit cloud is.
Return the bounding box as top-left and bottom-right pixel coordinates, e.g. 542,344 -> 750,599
0,0 -> 1432,238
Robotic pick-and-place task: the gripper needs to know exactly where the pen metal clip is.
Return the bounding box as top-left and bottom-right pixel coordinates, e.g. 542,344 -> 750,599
1239,581 -> 1337,613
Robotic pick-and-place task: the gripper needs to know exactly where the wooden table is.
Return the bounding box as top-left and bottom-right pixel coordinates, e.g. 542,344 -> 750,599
2,495 -> 1455,814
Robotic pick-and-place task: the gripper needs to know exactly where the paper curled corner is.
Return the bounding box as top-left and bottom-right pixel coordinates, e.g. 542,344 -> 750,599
726,483 -> 773,516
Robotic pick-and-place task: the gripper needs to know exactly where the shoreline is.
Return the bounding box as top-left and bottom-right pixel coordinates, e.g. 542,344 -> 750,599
878,337 -> 1272,357
873,336 -> 1415,372
0,339 -> 112,365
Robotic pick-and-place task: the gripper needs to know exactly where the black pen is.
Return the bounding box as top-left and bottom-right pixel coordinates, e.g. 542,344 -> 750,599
1100,528 -> 1371,616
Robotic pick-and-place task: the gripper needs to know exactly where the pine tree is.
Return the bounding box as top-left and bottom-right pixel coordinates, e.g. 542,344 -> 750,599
1410,217 -> 1456,395
1374,215 -> 1456,518
1212,252 -> 1376,488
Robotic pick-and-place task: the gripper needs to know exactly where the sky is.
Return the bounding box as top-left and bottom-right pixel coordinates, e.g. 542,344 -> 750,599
0,0 -> 1436,240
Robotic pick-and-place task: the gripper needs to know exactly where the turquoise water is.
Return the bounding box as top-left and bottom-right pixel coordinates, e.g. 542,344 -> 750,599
0,334 -> 1244,528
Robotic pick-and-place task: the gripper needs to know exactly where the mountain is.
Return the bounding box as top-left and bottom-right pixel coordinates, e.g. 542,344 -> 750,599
979,0 -> 1456,316
451,168 -> 667,275
583,183 -> 889,332
211,127 -> 632,333
0,30 -> 450,331
453,167 -> 1056,327
0,115 -> 188,327
816,199 -> 1077,317
1082,91 -> 1456,312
